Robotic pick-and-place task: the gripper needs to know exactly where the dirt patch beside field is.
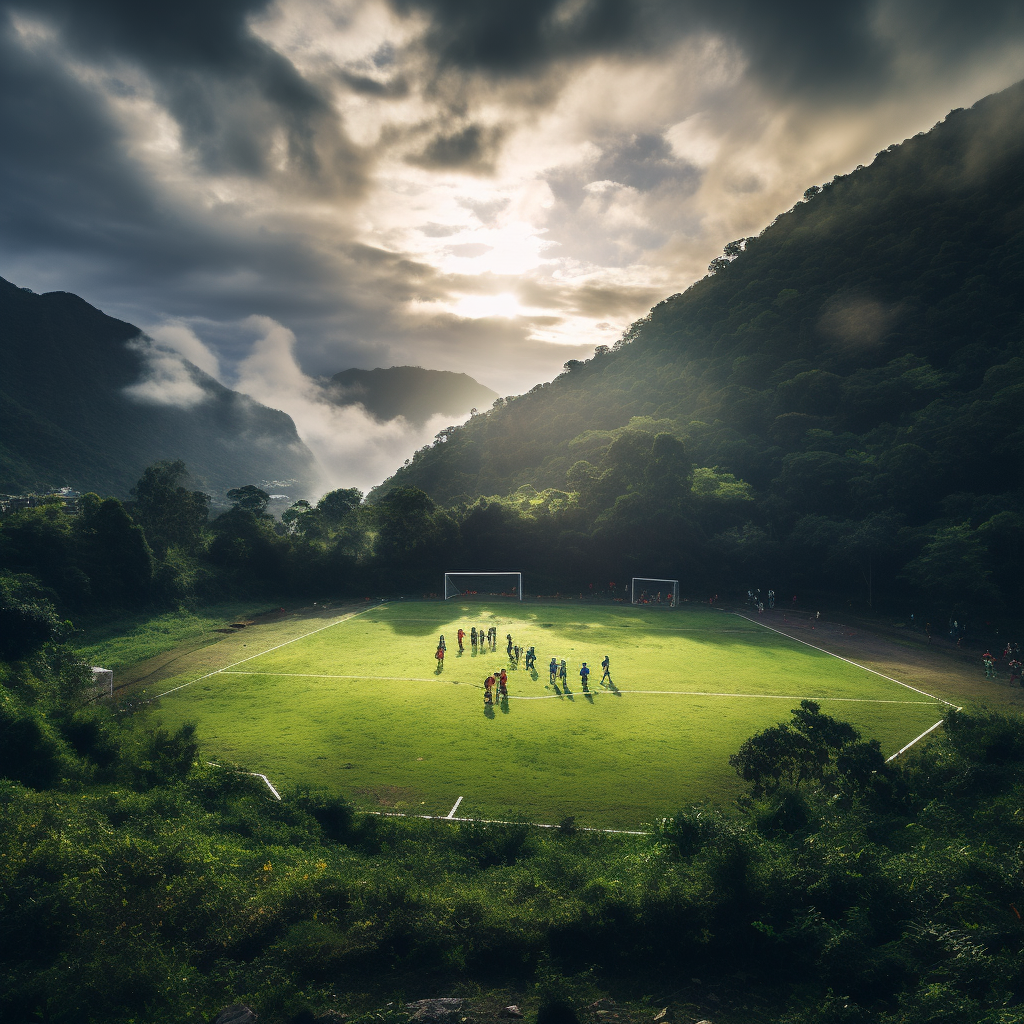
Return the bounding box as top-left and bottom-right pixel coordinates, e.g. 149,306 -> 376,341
732,607 -> 1024,713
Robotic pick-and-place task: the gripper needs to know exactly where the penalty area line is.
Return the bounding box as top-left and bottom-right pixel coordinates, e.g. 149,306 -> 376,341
885,718 -> 947,763
732,612 -> 958,708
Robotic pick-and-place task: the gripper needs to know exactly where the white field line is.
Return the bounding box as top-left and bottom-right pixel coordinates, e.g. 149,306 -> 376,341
216,671 -> 940,706
884,719 -> 947,763
219,671 -> 445,683
206,762 -> 281,800
151,605 -> 382,699
365,617 -> 759,633
732,613 -> 958,708
446,796 -> 464,818
369,810 -> 650,835
251,773 -> 282,800
514,690 -> 940,704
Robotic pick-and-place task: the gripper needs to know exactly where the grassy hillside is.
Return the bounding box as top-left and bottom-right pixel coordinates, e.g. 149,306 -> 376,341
0,279 -> 320,499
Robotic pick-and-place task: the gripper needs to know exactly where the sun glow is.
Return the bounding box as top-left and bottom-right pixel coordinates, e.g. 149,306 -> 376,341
450,293 -> 524,319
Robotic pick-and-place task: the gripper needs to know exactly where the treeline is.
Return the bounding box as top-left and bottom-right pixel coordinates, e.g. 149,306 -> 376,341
1,446 -> 1017,643
2,601 -> 1023,1023
369,82 -> 1024,617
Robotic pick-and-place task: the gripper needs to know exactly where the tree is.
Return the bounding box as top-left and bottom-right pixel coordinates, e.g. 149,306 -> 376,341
226,485 -> 271,517
368,487 -> 456,568
317,488 -> 362,527
129,460 -> 210,555
835,511 -> 903,608
729,700 -> 884,797
282,500 -> 322,540
74,494 -> 154,603
0,573 -> 63,661
900,523 -> 994,609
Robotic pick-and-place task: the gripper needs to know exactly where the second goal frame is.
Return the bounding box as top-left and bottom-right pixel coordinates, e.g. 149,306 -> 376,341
444,572 -> 523,601
631,578 -> 679,607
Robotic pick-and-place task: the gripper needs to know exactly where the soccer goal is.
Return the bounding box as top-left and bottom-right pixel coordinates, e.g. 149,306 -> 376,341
631,578 -> 679,607
444,572 -> 523,601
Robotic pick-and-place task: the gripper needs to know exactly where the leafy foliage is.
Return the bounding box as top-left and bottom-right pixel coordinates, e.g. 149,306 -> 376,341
2,631 -> 1023,1024
368,83 -> 1024,614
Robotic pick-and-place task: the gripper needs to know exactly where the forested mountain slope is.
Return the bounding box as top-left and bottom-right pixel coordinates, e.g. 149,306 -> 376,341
0,279 -> 319,499
369,81 -> 1024,608
325,365 -> 498,427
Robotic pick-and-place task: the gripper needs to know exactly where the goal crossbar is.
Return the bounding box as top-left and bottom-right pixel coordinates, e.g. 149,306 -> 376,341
631,577 -> 679,607
444,572 -> 523,601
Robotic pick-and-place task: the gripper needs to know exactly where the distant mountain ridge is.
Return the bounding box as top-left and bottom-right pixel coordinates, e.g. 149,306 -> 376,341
0,278 -> 320,499
324,365 -> 498,427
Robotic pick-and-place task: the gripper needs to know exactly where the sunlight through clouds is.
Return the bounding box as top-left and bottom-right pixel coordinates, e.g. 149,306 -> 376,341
2,0 -> 1023,488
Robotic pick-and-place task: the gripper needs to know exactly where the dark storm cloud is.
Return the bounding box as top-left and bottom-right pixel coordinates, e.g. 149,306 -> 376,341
407,123 -> 507,172
390,0 -> 1024,97
8,0 -> 366,189
592,132 -> 689,192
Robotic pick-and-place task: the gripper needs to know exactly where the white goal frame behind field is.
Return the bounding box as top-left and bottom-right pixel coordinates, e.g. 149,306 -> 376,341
444,572 -> 523,601
632,578 -> 679,607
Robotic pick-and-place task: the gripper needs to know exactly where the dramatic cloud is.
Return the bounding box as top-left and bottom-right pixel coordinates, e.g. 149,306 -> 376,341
123,337 -> 212,408
1,0 -> 1022,487
233,315 -> 473,491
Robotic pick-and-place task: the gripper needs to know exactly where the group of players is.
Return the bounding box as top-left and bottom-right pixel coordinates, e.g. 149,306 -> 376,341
432,624 -> 613,705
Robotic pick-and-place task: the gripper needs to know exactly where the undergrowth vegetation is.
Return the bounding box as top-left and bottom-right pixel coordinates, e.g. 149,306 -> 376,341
2,595 -> 1023,1024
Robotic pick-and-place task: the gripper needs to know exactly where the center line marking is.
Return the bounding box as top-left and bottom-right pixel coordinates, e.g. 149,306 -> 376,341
446,796 -> 464,819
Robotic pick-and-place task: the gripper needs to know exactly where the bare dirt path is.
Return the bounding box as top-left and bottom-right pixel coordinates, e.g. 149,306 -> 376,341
113,602 -> 373,697
732,607 -> 1024,714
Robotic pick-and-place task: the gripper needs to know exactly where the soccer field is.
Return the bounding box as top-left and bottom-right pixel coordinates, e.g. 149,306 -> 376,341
145,602 -> 950,827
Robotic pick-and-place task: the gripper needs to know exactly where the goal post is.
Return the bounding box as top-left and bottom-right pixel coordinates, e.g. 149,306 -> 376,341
631,578 -> 679,607
444,572 -> 523,601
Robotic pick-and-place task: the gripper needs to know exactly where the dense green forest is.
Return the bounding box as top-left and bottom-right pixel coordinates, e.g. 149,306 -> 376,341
4,87 -> 1023,620
367,82 -> 1024,614
0,451 -> 1014,643
2,584 -> 1023,1023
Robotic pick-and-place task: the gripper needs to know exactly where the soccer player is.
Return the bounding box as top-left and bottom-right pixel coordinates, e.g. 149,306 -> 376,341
549,657 -> 558,684
580,662 -> 590,691
601,655 -> 611,685
513,645 -> 522,666
471,627 -> 478,647
457,628 -> 465,652
498,668 -> 508,698
506,633 -> 513,657
559,659 -> 567,685
438,634 -> 446,652
484,674 -> 495,700
435,645 -> 444,667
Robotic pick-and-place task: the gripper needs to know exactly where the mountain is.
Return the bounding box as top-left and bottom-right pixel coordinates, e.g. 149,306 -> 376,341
0,278 -> 320,499
372,81 -> 1023,506
323,366 -> 498,427
367,81 -> 1024,607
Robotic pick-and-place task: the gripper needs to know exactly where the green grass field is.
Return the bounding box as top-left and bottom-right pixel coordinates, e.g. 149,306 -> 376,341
143,602 -> 950,827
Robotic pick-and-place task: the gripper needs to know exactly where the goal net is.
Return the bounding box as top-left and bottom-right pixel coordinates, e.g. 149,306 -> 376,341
444,572 -> 523,601
631,578 -> 679,607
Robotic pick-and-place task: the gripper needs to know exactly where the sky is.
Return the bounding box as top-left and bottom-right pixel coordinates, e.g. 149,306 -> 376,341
1,0 -> 1023,491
